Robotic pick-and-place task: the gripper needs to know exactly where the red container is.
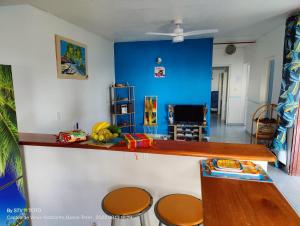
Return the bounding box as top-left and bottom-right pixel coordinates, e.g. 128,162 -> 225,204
124,133 -> 153,150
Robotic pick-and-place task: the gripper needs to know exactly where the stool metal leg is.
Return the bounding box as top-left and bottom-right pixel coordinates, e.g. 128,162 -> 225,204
111,218 -> 116,226
140,214 -> 146,226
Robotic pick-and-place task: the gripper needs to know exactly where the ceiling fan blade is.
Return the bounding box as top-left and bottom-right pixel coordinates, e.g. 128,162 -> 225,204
183,29 -> 218,37
146,32 -> 176,37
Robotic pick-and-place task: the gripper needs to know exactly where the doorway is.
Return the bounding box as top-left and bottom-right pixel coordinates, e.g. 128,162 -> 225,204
267,58 -> 275,104
211,67 -> 229,124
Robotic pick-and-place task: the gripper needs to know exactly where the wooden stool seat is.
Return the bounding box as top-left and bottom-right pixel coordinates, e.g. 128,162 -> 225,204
155,194 -> 203,226
102,187 -> 152,216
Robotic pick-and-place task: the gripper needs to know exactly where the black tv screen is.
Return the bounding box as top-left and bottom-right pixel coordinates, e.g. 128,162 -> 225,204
174,105 -> 204,124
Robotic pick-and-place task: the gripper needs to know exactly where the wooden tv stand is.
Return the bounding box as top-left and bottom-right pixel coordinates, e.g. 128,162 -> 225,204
168,124 -> 207,142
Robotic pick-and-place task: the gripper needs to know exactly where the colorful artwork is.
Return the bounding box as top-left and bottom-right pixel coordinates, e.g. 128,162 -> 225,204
0,65 -> 28,225
154,66 -> 165,78
55,35 -> 88,79
144,96 -> 157,126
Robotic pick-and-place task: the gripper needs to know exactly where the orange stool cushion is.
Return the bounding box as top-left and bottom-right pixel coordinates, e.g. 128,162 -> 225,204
156,194 -> 203,226
102,187 -> 151,216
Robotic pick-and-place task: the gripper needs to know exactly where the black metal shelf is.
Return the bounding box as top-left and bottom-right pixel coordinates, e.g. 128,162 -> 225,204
110,85 -> 135,133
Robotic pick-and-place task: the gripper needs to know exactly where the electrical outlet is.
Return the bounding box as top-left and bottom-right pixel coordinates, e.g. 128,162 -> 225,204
57,112 -> 62,121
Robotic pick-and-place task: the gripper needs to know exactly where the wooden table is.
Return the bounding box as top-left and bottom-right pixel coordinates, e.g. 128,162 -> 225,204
201,175 -> 300,226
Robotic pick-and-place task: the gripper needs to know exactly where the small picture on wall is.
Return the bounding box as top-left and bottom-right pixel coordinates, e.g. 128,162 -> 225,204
55,35 -> 88,80
154,66 -> 165,78
144,96 -> 158,126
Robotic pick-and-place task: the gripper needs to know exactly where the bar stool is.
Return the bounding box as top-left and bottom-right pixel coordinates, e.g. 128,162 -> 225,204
102,187 -> 153,226
155,194 -> 203,226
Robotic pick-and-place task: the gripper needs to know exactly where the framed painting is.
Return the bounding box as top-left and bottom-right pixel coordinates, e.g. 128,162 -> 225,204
144,96 -> 158,126
55,35 -> 88,80
154,66 -> 165,78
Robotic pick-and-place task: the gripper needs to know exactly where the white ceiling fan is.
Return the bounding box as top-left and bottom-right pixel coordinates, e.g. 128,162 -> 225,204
146,19 -> 218,43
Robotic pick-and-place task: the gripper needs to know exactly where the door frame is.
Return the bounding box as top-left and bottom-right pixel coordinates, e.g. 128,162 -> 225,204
212,66 -> 230,124
243,62 -> 251,126
289,102 -> 300,176
266,56 -> 276,104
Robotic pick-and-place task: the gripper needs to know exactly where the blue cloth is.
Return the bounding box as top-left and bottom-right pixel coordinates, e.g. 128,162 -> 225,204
272,13 -> 300,152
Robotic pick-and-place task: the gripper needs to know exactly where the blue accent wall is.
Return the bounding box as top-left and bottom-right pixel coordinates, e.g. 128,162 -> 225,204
114,38 -> 213,134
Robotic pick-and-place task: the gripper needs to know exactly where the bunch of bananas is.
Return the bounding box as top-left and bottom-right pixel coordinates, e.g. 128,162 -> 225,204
91,121 -> 119,142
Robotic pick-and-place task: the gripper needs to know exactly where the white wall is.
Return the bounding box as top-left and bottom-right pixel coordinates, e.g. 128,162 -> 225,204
23,146 -> 203,226
212,46 -> 248,124
244,24 -> 285,133
244,23 -> 286,163
0,5 -> 115,134
22,145 -> 269,226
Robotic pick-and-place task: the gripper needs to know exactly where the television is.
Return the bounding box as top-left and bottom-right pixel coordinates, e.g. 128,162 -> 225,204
174,105 -> 204,124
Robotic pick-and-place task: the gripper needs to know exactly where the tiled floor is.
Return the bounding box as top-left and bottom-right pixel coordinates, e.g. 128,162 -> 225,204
268,165 -> 300,215
209,113 -> 250,143
210,113 -> 300,215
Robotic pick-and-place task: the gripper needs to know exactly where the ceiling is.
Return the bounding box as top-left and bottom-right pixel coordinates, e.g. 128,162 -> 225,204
1,0 -> 300,42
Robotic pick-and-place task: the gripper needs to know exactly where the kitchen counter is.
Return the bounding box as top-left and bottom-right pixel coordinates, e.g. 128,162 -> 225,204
201,175 -> 300,226
20,133 -> 293,226
19,133 -> 276,162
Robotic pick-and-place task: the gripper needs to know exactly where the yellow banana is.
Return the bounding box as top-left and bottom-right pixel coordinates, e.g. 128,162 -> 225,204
92,122 -> 102,133
113,133 -> 118,138
93,134 -> 99,140
92,121 -> 110,133
98,135 -> 104,141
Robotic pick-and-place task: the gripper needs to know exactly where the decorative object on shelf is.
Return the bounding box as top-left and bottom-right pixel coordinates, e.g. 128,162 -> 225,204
156,57 -> 162,64
113,83 -> 128,88
58,130 -> 87,143
55,35 -> 88,80
168,105 -> 174,125
110,85 -> 135,133
203,104 -> 208,126
154,66 -> 165,78
111,103 -> 133,114
121,104 -> 128,114
144,96 -> 157,125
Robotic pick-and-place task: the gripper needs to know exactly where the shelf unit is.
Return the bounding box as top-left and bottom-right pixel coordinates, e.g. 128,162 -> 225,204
109,85 -> 135,133
168,124 -> 206,142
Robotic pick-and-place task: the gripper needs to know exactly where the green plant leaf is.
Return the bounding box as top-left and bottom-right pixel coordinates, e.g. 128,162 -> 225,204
0,64 -> 23,194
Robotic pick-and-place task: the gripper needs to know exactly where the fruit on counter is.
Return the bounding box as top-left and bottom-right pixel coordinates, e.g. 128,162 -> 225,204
108,125 -> 122,135
91,121 -> 119,142
91,128 -> 118,142
92,121 -> 110,134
